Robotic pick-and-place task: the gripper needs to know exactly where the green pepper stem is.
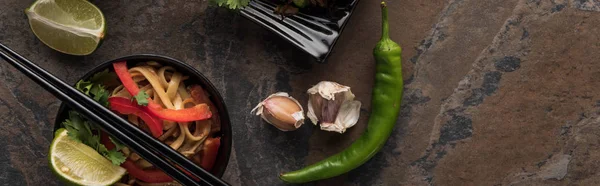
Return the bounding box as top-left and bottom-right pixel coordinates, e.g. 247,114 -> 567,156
380,1 -> 389,40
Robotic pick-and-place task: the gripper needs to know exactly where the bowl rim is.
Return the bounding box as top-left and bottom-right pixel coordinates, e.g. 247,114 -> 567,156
52,54 -> 232,178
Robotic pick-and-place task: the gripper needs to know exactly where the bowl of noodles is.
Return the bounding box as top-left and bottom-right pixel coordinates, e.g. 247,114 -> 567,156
53,54 -> 232,185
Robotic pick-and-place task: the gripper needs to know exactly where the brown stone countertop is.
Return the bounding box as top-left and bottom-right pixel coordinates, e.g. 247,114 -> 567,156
2,0 -> 600,185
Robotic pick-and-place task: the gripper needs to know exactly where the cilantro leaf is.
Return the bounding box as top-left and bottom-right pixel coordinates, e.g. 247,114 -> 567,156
97,143 -> 109,155
133,91 -> 149,106
63,111 -> 92,143
90,84 -> 110,107
89,69 -> 117,83
88,121 -> 99,131
210,0 -> 250,9
62,112 -> 126,165
105,149 -> 126,165
86,134 -> 101,150
63,119 -> 82,143
76,70 -> 113,108
60,70 -> 127,165
75,80 -> 93,95
109,136 -> 125,151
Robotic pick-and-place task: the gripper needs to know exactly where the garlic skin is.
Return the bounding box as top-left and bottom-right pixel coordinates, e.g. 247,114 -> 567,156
307,81 -> 362,133
251,92 -> 305,131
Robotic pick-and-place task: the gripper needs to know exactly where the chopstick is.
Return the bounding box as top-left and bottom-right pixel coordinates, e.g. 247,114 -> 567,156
0,43 -> 230,186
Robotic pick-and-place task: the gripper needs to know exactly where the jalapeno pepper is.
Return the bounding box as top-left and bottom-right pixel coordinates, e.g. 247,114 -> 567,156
279,2 -> 403,183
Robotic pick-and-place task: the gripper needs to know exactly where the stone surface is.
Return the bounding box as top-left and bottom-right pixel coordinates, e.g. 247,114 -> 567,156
2,0 -> 600,185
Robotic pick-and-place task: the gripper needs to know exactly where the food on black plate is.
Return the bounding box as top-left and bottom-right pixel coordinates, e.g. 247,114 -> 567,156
58,61 -> 222,186
271,0 -> 334,16
211,0 -> 336,16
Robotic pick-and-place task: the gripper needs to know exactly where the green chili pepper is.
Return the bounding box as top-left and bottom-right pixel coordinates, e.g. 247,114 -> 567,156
279,1 -> 403,183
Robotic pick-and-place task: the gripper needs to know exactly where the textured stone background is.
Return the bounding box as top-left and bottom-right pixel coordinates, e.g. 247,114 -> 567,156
2,0 -> 600,185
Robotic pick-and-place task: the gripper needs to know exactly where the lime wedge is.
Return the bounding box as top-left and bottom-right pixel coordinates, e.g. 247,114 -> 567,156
49,128 -> 125,185
25,0 -> 106,55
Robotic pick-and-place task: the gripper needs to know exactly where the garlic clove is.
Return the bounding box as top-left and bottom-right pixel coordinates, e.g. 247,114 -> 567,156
321,100 -> 361,133
306,93 -> 323,125
307,81 -> 354,125
319,92 -> 344,125
307,81 -> 362,133
262,108 -> 301,131
307,81 -> 353,100
251,92 -> 305,131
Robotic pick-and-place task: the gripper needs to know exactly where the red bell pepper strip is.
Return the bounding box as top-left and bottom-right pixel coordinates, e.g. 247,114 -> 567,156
101,136 -> 220,183
190,85 -> 221,133
146,101 -> 212,122
113,61 -> 212,122
113,61 -> 141,93
200,137 -> 221,171
122,160 -> 174,183
115,138 -> 221,183
108,97 -> 163,137
100,132 -> 115,150
101,132 -> 174,183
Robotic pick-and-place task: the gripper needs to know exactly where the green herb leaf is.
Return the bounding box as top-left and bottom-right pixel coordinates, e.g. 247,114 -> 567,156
109,136 -> 125,151
62,111 -> 91,143
97,142 -> 108,154
62,112 -> 125,165
86,134 -> 101,150
105,149 -> 126,165
60,70 -> 126,165
89,69 -> 117,83
209,0 -> 250,9
133,91 -> 149,106
75,80 -> 93,95
63,119 -> 82,143
90,84 -> 110,107
76,72 -> 111,108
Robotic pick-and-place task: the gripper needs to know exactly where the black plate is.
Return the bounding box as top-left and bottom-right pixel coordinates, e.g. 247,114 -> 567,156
240,0 -> 360,63
53,54 -> 232,178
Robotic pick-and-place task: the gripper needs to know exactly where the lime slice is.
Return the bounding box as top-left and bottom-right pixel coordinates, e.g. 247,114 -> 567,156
25,0 -> 106,55
49,128 -> 125,185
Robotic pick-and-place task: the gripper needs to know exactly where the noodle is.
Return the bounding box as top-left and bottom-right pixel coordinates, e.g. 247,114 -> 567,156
183,120 -> 210,142
177,85 -> 190,100
112,85 -> 129,98
157,66 -> 174,88
129,66 -> 175,109
170,124 -> 186,150
135,159 -> 153,169
107,62 -> 221,185
128,115 -> 139,126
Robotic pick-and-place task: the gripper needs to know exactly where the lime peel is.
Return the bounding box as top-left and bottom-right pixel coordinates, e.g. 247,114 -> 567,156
25,9 -> 104,42
49,128 -> 126,185
25,0 -> 106,55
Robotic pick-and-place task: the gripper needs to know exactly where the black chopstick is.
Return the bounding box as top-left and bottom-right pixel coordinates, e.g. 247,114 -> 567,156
0,46 -> 201,186
0,43 -> 230,186
0,44 -> 228,186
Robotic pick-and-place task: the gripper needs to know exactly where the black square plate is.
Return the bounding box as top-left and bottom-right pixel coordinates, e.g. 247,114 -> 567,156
240,0 -> 360,63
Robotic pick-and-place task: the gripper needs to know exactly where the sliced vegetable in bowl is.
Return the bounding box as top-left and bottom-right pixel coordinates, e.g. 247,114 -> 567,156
52,55 -> 232,185
49,128 -> 126,186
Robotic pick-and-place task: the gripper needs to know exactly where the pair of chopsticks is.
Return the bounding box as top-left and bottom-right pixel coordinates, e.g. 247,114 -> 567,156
0,43 -> 230,186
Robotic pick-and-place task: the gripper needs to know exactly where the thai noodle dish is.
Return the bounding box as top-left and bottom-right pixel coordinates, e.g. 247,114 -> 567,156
59,61 -> 221,185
